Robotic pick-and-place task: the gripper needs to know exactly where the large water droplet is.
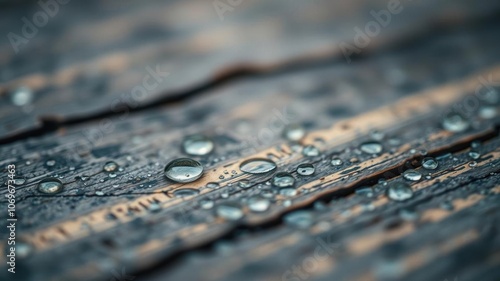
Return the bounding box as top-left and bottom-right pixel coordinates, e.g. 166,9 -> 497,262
422,157 -> 438,170
302,145 -> 319,157
272,172 -> 295,188
164,158 -> 204,183
247,196 -> 271,212
37,177 -> 64,194
442,113 -> 469,133
182,135 -> 214,156
173,188 -> 200,198
238,179 -> 251,189
215,202 -> 244,220
240,158 -> 277,174
387,182 -> 413,201
297,163 -> 315,176
103,161 -> 118,172
403,169 -> 422,181
283,124 -> 305,142
360,141 -> 383,154
283,211 -> 314,229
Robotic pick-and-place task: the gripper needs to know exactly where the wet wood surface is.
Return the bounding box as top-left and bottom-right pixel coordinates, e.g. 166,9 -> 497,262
1,1 -> 500,281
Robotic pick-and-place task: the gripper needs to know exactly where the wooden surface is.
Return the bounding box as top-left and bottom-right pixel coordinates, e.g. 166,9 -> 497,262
0,1 -> 500,281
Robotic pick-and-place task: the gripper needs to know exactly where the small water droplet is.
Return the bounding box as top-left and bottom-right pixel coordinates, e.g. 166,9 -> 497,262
355,186 -> 374,197
240,158 -> 277,174
283,211 -> 314,229
207,182 -> 220,189
247,196 -> 270,212
370,130 -> 385,141
182,135 -> 214,156
173,188 -> 200,198
468,151 -> 481,160
297,163 -> 315,176
442,113 -> 469,133
422,157 -> 438,170
387,182 -> 413,201
164,158 -> 204,183
10,86 -> 33,106
95,191 -> 104,196
103,161 -> 118,172
302,145 -> 319,157
331,158 -> 343,166
238,179 -> 251,189
360,141 -> 383,154
13,176 -> 26,185
37,177 -> 64,194
279,188 -> 298,196
199,199 -> 214,209
15,241 -> 32,259
148,203 -> 162,212
283,124 -> 305,142
272,172 -> 295,188
215,202 -> 244,220
469,161 -> 478,168
45,159 -> 56,167
403,169 -> 422,181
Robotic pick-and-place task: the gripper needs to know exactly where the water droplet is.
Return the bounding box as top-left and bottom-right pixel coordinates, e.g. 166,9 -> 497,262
442,113 -> 469,133
15,241 -> 32,259
355,186 -> 374,197
283,124 -> 305,142
331,158 -> 343,166
283,211 -> 314,229
387,182 -> 413,201
468,151 -> 481,160
469,161 -> 478,168
422,157 -> 438,170
403,169 -> 422,181
148,203 -> 162,212
240,158 -> 277,174
199,199 -> 214,209
478,106 -> 497,119
37,177 -> 64,194
247,196 -> 270,212
164,158 -> 204,183
238,179 -> 251,189
173,188 -> 200,198
279,188 -> 298,196
10,86 -> 33,106
103,161 -> 118,172
13,177 -> 26,185
370,130 -> 385,141
297,163 -> 315,176
215,202 -> 244,220
302,145 -> 319,157
182,135 -> 214,156
360,141 -> 383,154
95,191 -> 104,196
45,159 -> 56,167
206,182 -> 220,189
272,172 -> 295,188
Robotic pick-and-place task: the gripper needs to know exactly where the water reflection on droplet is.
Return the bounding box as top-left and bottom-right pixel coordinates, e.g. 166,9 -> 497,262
403,169 -> 422,181
297,163 -> 315,176
360,141 -> 383,154
164,158 -> 204,183
103,161 -> 118,172
10,86 -> 33,106
302,145 -> 319,157
387,182 -> 413,201
239,158 -> 277,174
215,202 -> 244,220
422,157 -> 438,170
442,113 -> 469,133
272,172 -> 295,188
247,196 -> 271,212
173,188 -> 200,198
37,177 -> 64,194
331,158 -> 343,166
283,124 -> 305,142
182,135 -> 214,156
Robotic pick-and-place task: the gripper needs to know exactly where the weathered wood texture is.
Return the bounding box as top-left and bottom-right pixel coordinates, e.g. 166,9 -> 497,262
0,1 -> 500,281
